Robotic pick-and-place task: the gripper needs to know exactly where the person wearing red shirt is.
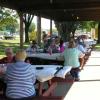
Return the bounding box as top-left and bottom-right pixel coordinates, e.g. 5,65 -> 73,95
0,47 -> 15,64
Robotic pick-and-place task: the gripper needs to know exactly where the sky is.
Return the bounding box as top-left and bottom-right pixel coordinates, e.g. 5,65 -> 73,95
33,16 -> 56,30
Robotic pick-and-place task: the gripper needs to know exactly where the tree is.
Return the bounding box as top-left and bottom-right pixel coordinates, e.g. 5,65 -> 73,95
23,13 -> 34,43
0,7 -> 18,20
29,22 -> 35,33
0,17 -> 18,33
29,22 -> 37,41
78,21 -> 98,32
55,21 -> 79,41
78,21 -> 99,41
55,20 -> 100,42
0,7 -> 18,33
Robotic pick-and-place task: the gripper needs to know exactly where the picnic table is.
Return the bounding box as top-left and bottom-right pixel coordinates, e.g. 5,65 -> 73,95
0,64 -> 72,96
27,53 -> 61,60
27,53 -> 64,65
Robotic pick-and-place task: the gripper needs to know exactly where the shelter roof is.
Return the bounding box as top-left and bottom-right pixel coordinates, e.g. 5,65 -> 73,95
0,0 -> 100,21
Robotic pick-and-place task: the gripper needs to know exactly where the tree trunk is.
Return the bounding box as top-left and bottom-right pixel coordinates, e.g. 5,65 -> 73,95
25,24 -> 29,43
37,16 -> 41,45
23,14 -> 34,43
55,21 -> 77,42
98,22 -> 100,43
18,11 -> 24,49
72,29 -> 76,38
50,19 -> 52,36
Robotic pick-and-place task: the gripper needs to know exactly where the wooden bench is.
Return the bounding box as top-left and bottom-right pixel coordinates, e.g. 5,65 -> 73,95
0,95 -> 63,100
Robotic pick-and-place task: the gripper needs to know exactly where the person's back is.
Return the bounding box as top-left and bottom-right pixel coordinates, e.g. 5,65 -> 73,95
6,50 -> 36,99
61,39 -> 84,81
63,48 -> 80,67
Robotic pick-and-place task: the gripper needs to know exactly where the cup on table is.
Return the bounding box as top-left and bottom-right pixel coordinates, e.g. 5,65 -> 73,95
0,64 -> 7,74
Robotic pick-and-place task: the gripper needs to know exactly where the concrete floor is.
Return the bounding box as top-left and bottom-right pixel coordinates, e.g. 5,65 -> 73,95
0,51 -> 100,100
63,51 -> 100,100
64,81 -> 100,100
53,82 -> 73,96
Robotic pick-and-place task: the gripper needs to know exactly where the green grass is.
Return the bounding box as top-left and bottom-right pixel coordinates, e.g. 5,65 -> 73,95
0,39 -> 29,59
94,44 -> 100,51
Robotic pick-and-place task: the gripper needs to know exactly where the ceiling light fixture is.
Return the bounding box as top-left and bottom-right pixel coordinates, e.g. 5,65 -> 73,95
64,9 -> 66,12
72,14 -> 74,17
77,16 -> 79,20
50,0 -> 53,4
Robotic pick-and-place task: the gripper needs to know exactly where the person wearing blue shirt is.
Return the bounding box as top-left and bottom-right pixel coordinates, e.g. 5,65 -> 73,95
5,50 -> 36,100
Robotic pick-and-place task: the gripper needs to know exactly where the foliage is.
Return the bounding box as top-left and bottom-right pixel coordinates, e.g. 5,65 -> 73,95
29,22 -> 36,41
55,21 -> 99,41
55,21 -> 79,41
78,21 -> 98,32
0,17 -> 18,32
0,7 -> 18,19
29,22 -> 35,32
29,31 -> 37,41
78,21 -> 99,43
0,7 -> 18,33
52,28 -> 58,33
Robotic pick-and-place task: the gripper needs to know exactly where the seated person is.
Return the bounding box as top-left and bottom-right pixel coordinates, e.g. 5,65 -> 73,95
42,31 -> 48,44
48,39 -> 60,53
76,41 -> 87,54
6,50 -> 36,100
63,38 -> 74,49
0,47 -> 15,64
43,38 -> 51,53
55,36 -> 60,46
26,40 -> 39,53
0,48 -> 15,96
59,39 -> 65,53
60,39 -> 85,81
76,40 -> 91,57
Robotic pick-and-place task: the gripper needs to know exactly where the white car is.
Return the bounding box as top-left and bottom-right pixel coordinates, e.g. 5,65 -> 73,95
84,39 -> 97,47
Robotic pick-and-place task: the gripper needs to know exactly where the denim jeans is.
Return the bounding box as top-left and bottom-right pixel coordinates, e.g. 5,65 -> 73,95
70,68 -> 80,79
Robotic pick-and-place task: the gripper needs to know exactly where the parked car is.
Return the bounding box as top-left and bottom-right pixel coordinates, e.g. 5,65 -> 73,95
0,31 -> 4,39
4,34 -> 16,40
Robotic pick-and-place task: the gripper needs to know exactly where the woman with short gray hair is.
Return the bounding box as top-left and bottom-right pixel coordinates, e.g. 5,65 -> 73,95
6,50 -> 36,100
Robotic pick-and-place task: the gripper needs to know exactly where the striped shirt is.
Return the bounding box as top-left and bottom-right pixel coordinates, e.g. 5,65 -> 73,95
5,61 -> 36,99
